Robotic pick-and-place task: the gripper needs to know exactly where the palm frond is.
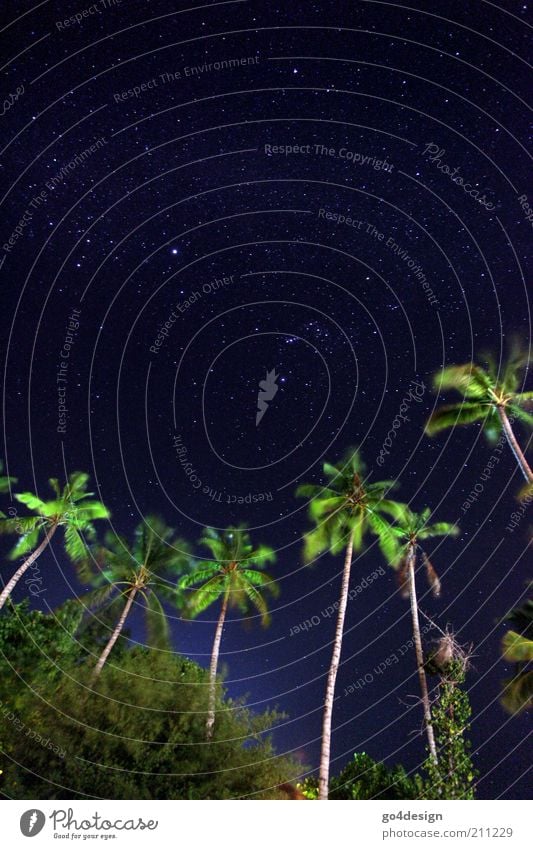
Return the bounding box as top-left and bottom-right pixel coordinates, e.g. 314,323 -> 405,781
433,364 -> 494,399
48,478 -> 61,497
302,524 -> 331,561
502,336 -> 529,394
365,480 -> 398,495
482,415 -> 503,444
186,578 -> 226,617
199,528 -> 232,562
423,553 -> 441,597
367,511 -> 398,563
65,471 -> 90,495
240,569 -> 280,598
500,671 -> 533,714
296,482 -> 340,500
328,514 -> 354,556
7,527 -> 42,559
143,590 -> 170,648
502,630 -> 533,663
322,461 -> 343,480
396,558 -> 410,598
514,390 -> 533,407
179,564 -> 221,589
79,582 -> 117,611
0,515 -> 42,535
309,495 -> 346,521
13,492 -> 48,513
425,403 -> 488,435
75,501 -> 111,522
63,524 -> 90,563
420,522 -> 459,539
245,543 -> 276,567
241,580 -> 270,624
0,461 -> 16,494
375,498 -> 407,521
509,405 -> 533,428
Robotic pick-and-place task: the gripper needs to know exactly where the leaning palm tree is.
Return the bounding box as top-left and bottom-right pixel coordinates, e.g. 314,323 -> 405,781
0,472 -> 109,611
296,448 -> 405,800
85,516 -> 191,681
388,507 -> 459,763
426,339 -> 533,482
179,526 -> 278,740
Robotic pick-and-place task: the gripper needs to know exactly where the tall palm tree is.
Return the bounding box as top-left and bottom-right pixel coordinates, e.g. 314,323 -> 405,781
85,516 -> 191,681
426,339 -> 533,482
388,507 -> 459,763
179,526 -> 278,740
0,472 -> 109,611
296,449 -> 405,800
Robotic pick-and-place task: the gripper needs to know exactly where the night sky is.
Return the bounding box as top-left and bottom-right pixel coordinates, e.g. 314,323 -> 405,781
1,0 -> 531,799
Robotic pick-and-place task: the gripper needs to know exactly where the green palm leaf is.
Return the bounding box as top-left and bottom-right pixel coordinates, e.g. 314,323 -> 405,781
7,527 -> 42,559
64,524 -> 91,563
509,405 -> 533,428
0,460 -> 16,494
500,671 -> 533,714
13,492 -> 48,512
434,364 -> 494,399
502,630 -> 533,663
296,482 -> 339,499
367,511 -> 398,563
186,578 -> 226,616
240,569 -> 278,593
180,565 -> 221,589
76,501 -> 111,521
419,522 -> 459,539
79,582 -> 117,611
241,581 -> 270,624
309,495 -> 346,521
245,543 -> 276,567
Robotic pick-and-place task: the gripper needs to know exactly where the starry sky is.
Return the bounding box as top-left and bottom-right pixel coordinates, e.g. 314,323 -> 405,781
1,0 -> 531,798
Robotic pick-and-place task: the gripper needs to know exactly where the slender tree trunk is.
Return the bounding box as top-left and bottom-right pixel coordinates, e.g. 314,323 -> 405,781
318,528 -> 355,801
91,588 -> 137,682
407,544 -> 438,763
206,592 -> 229,740
0,523 -> 57,611
497,406 -> 533,483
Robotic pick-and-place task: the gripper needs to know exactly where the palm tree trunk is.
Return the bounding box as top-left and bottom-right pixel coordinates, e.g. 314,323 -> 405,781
497,406 -> 533,483
318,528 -> 355,801
407,545 -> 438,763
206,591 -> 229,740
0,523 -> 57,611
91,588 -> 137,682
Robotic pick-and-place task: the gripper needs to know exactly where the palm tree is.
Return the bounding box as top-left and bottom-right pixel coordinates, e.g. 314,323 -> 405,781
388,507 -> 459,763
296,448 -> 405,800
0,472 -> 109,611
500,597 -> 533,714
426,339 -> 533,482
85,516 -> 191,681
179,526 -> 278,740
